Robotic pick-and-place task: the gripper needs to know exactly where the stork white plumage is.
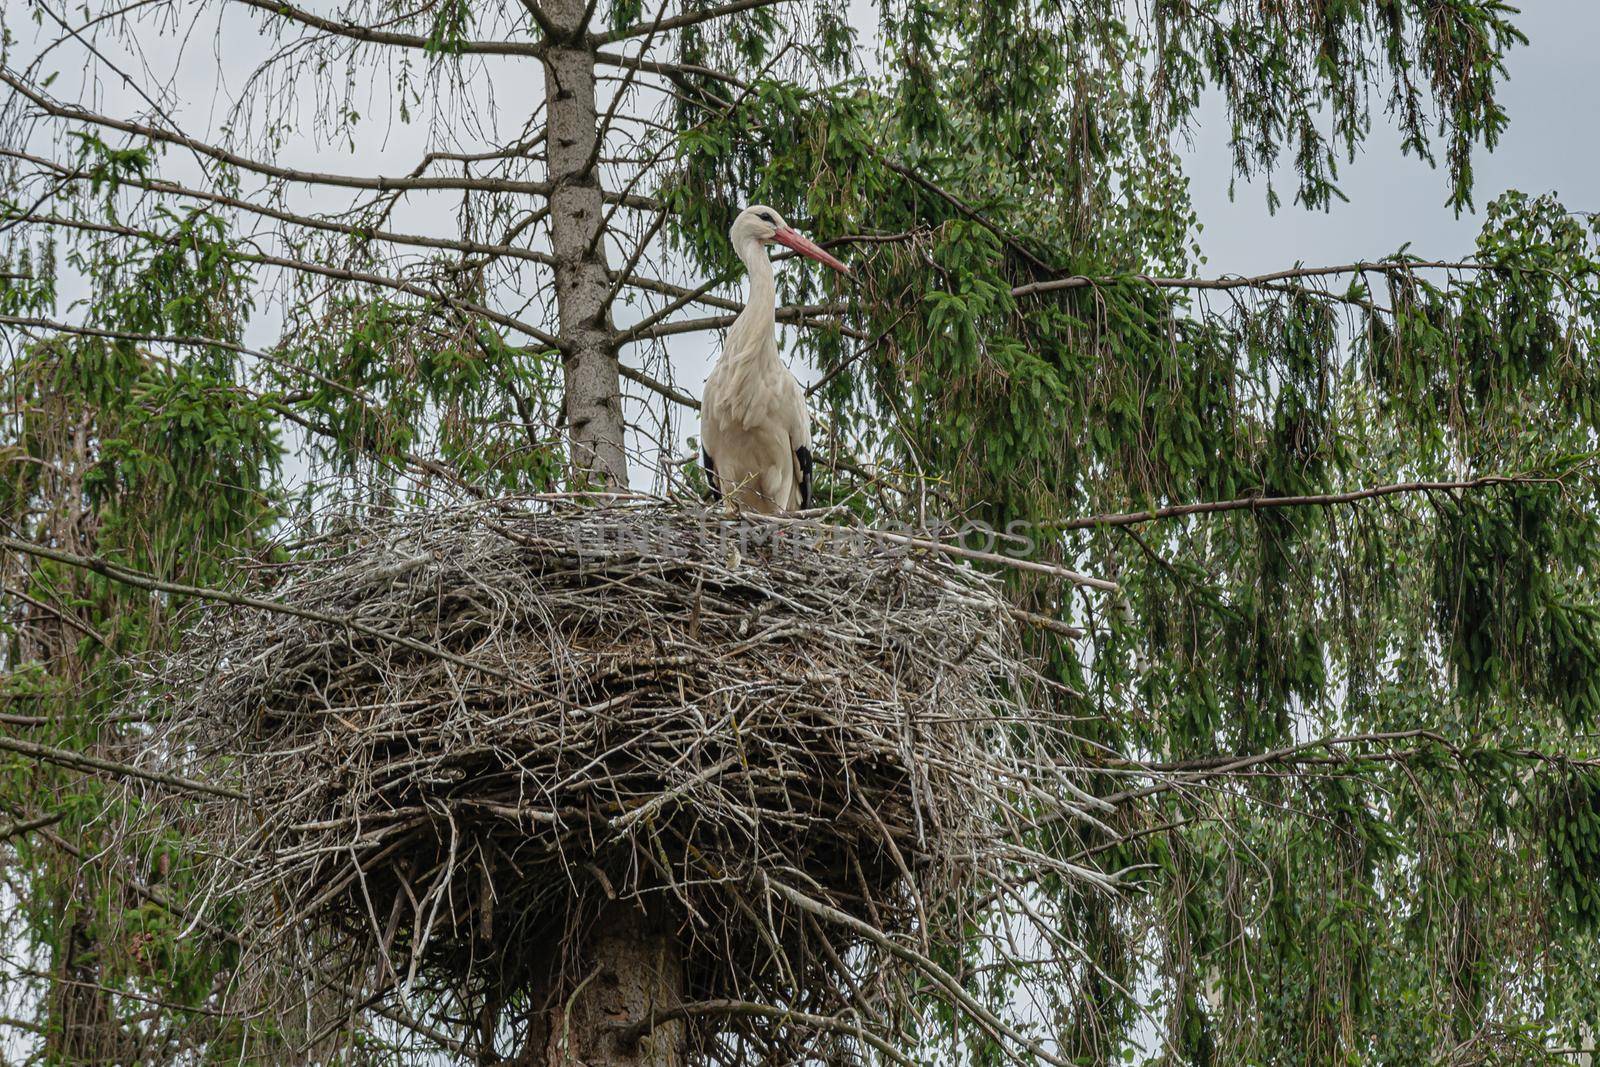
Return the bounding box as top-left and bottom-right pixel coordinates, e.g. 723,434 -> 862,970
702,205 -> 849,514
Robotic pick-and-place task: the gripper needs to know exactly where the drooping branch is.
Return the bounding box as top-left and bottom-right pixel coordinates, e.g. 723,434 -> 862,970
1098,730 -> 1600,808
1010,259 -> 1494,299
272,402 -> 489,497
1054,473 -> 1568,532
873,154 -> 1054,275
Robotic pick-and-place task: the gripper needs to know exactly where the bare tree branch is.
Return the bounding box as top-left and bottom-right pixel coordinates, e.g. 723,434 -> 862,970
593,49 -> 751,90
2,581 -> 110,647
620,303 -> 864,342
517,0 -> 561,41
1,147 -> 757,324
1093,729 -> 1600,807
228,0 -> 543,55
0,69 -> 661,212
4,212 -> 568,350
27,819 -> 469,1053
1,146 -> 555,265
0,535 -> 511,681
1011,259 -> 1494,299
1055,473 -> 1567,532
0,735 -> 245,800
595,0 -> 794,44
0,811 -> 65,843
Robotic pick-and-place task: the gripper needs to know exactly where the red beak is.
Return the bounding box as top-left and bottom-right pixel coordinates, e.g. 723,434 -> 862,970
772,227 -> 850,275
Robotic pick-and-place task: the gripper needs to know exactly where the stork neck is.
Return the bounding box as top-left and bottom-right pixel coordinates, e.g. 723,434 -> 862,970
731,235 -> 778,361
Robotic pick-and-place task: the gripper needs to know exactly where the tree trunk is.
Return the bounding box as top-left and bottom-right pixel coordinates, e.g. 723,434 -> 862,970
517,17 -> 675,1067
540,0 -> 629,488
46,900 -> 127,1064
540,900 -> 685,1067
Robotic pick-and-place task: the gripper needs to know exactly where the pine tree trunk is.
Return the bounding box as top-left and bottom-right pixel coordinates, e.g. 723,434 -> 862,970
529,5 -> 679,1060
540,0 -> 628,488
539,900 -> 685,1066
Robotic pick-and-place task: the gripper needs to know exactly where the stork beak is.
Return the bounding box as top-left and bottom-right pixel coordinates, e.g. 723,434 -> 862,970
773,227 -> 851,275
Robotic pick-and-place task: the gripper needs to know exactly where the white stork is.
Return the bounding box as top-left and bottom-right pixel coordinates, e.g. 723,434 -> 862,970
701,205 -> 849,514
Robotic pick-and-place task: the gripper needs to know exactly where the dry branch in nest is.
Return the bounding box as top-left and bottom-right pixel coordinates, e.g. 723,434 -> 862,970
136,501 -> 1112,1063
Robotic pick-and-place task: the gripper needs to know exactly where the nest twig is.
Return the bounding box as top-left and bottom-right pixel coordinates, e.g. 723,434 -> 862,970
136,501 -> 1109,1063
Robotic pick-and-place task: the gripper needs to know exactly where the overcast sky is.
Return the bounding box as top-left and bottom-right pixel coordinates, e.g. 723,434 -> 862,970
1184,4 -> 1599,274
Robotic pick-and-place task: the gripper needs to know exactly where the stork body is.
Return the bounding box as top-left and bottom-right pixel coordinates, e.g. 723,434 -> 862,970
702,206 -> 847,514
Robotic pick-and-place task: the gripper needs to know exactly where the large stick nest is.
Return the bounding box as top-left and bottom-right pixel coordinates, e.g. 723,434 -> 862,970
141,501 -> 1099,1060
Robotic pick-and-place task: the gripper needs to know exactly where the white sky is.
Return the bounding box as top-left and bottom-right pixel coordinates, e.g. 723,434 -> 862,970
1185,4 -> 1600,273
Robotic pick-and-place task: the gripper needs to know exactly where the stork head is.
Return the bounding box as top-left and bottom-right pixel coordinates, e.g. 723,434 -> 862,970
731,205 -> 850,274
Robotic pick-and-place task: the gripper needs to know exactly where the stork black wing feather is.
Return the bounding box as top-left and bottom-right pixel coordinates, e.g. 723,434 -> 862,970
703,450 -> 721,501
796,445 -> 813,510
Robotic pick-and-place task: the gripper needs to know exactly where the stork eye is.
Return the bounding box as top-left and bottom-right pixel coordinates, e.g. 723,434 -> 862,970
759,211 -> 777,224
